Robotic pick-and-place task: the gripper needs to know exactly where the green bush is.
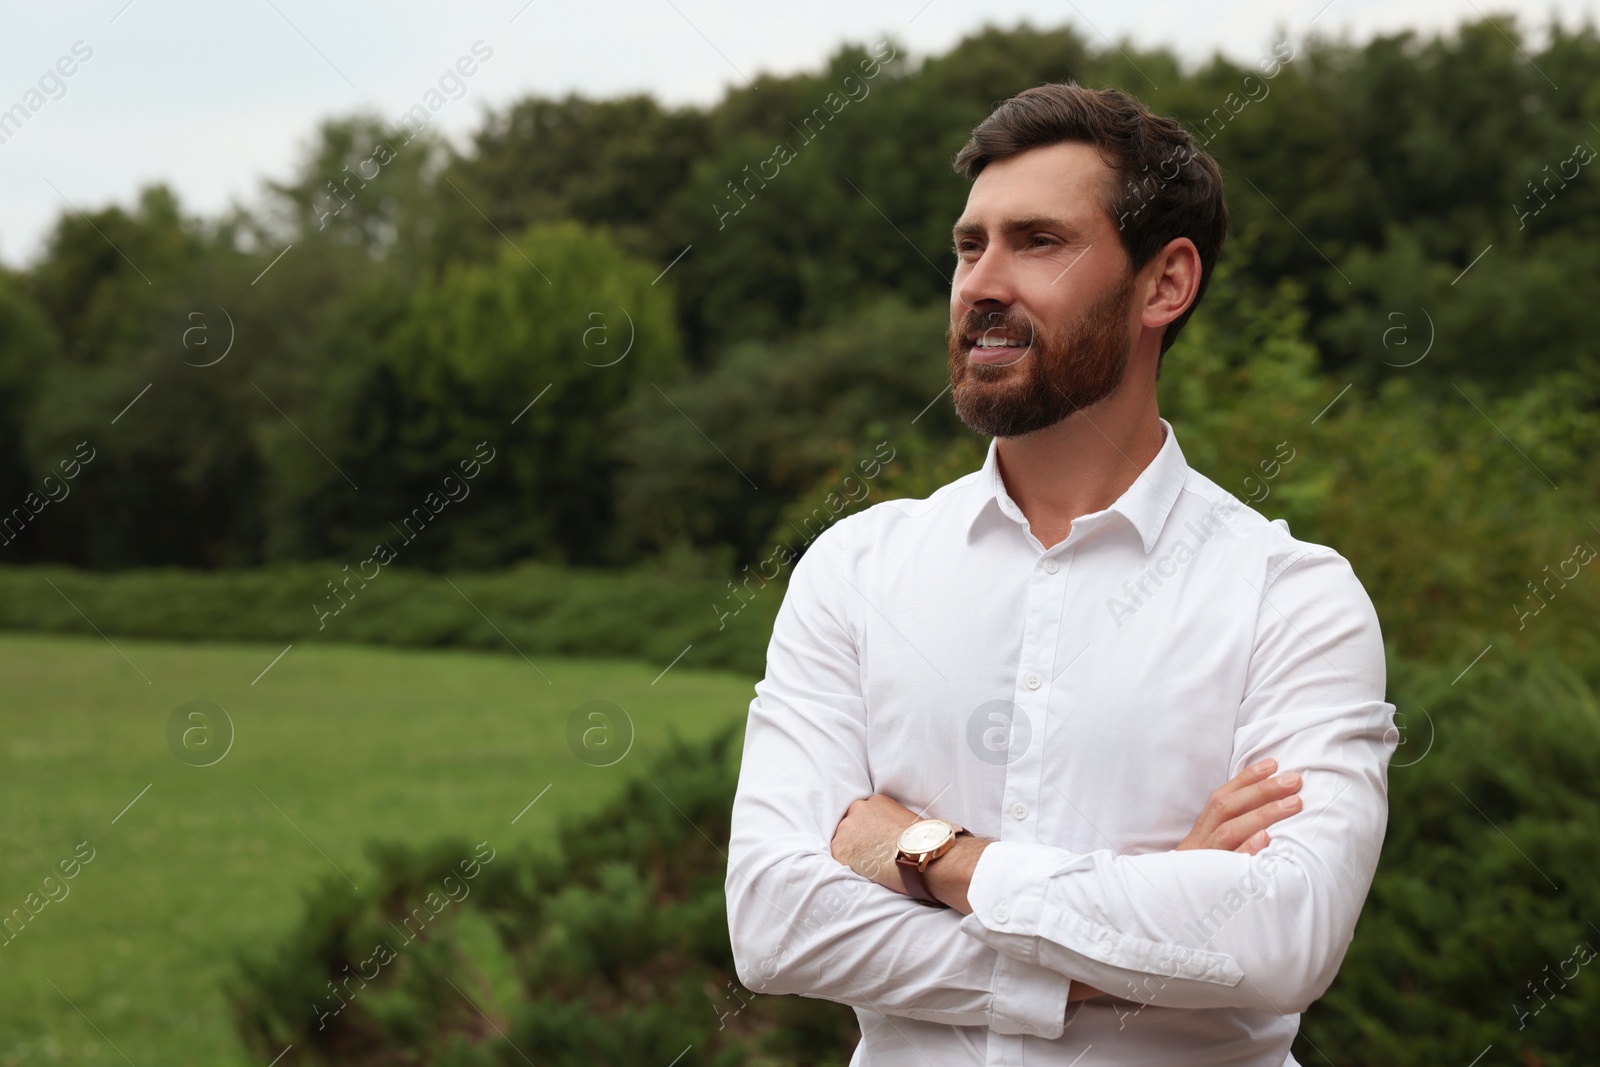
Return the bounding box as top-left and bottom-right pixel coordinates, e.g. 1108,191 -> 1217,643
229,730 -> 858,1066
1297,648 -> 1600,1063
0,558 -> 776,676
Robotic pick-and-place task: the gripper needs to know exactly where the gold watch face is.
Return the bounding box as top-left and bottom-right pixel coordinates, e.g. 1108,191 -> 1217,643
898,818 -> 954,856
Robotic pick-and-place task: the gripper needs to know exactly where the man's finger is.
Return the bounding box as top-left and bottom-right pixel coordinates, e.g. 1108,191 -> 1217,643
1234,829 -> 1270,855
1210,772 -> 1301,827
1213,758 -> 1277,798
1182,769 -> 1299,849
1211,794 -> 1302,851
1193,763 -> 1284,835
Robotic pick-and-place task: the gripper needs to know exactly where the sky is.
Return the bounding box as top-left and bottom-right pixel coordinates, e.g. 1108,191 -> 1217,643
0,0 -> 1592,266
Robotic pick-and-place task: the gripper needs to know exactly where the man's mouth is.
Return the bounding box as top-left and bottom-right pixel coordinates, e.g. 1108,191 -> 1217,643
966,332 -> 1031,364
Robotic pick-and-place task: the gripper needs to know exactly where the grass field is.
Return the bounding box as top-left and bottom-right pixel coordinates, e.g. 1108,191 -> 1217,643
0,634 -> 755,1065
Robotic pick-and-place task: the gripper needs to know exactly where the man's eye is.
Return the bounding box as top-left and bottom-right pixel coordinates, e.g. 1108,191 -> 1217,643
1031,235 -> 1057,247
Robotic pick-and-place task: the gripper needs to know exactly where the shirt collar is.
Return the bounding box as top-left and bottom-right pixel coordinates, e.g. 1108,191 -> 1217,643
964,417 -> 1188,554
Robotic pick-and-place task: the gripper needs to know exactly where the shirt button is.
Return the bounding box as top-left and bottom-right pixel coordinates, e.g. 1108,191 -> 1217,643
1025,673 -> 1041,690
1042,558 -> 1059,574
1011,803 -> 1028,820
992,905 -> 1010,923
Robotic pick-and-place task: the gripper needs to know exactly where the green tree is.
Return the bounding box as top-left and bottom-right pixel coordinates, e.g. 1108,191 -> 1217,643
268,221 -> 684,567
22,185 -> 272,567
0,273 -> 60,556
614,297 -> 959,562
436,94 -> 712,275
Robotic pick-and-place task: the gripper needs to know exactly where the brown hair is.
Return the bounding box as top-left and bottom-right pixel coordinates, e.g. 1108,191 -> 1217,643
953,82 -> 1227,362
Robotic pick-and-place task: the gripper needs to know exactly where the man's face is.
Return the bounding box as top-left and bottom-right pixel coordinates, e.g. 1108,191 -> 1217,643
947,141 -> 1138,438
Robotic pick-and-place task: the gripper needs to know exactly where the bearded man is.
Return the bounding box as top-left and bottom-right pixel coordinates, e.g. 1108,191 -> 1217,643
725,82 -> 1394,1066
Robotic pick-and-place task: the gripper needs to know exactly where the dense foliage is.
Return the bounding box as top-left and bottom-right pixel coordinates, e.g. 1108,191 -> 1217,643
0,558 -> 774,674
230,731 -> 860,1067
9,276 -> 1596,675
2,17 -> 1596,570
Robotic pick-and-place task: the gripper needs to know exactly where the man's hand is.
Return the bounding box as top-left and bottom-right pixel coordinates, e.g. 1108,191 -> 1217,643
1177,758 -> 1302,855
1077,758 -> 1302,1005
831,760 -> 1305,1007
831,759 -> 1303,898
830,793 -> 921,891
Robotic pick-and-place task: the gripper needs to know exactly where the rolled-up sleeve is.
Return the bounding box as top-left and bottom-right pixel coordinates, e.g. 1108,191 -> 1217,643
725,517 -> 1073,1036
959,549 -> 1395,1014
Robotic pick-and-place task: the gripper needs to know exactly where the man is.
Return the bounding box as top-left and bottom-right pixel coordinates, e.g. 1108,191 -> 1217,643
725,82 -> 1394,1066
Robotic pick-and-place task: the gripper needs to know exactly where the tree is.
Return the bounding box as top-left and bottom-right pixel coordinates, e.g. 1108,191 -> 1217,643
0,274 -> 59,557
267,221 -> 684,568
614,297 -> 958,562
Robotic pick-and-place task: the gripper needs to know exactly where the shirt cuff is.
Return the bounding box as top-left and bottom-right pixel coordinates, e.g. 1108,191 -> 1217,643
963,841 -> 1073,1037
962,840 -> 1245,991
965,839 -> 1069,945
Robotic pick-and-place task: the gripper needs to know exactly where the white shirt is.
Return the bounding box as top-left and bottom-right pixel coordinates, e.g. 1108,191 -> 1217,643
726,418 -> 1395,1066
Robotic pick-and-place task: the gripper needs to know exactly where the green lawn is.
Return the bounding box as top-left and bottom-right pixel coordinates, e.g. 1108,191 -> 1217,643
0,634 -> 754,1065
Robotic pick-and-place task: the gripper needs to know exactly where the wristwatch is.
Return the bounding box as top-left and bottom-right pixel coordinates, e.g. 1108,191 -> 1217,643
895,818 -> 970,908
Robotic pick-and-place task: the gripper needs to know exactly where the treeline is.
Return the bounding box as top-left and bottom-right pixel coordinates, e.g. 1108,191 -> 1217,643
8,280 -> 1598,672
0,17 -> 1596,572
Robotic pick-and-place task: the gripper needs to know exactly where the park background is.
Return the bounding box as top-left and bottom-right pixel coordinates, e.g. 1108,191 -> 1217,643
2,3 -> 1599,1064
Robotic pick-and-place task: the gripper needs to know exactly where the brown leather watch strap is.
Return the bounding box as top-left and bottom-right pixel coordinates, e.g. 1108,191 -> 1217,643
896,852 -> 948,908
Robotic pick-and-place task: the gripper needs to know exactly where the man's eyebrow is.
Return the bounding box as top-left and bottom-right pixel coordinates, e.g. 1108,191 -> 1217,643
951,215 -> 1082,240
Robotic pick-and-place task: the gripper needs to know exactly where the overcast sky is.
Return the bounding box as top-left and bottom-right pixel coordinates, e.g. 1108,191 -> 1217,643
0,0 -> 1591,266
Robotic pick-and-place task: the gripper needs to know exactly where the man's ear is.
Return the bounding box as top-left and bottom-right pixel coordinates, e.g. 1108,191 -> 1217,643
1139,237 -> 1202,333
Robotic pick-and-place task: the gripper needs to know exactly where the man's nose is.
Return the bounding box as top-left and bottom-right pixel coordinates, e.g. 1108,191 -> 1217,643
956,246 -> 1018,310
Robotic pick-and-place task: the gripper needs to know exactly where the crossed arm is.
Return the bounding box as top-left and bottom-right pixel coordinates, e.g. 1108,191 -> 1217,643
725,536 -> 1394,1035
827,758 -> 1306,1002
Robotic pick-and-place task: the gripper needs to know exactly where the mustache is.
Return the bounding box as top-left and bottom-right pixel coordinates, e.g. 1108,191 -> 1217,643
951,307 -> 1038,343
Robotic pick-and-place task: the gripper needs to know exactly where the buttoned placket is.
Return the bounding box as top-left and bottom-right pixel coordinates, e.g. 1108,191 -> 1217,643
986,537 -> 1074,1062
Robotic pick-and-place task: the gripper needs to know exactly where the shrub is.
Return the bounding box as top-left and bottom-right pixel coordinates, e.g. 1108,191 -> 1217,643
1296,647 -> 1600,1063
0,558 -> 775,676
229,730 -> 858,1067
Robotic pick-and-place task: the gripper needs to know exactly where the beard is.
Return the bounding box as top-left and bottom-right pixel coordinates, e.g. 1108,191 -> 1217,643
946,271 -> 1136,438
